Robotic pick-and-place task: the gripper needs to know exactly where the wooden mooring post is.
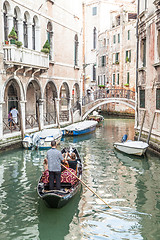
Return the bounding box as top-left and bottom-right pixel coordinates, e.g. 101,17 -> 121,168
147,112 -> 156,144
138,110 -> 146,141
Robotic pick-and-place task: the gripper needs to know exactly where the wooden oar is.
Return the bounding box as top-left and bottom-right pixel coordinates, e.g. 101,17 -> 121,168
61,163 -> 112,209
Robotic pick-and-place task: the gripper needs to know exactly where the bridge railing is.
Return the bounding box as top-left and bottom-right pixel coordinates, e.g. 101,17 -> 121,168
82,88 -> 135,106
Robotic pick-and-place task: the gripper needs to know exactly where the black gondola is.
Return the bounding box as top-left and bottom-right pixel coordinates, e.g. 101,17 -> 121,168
37,147 -> 82,208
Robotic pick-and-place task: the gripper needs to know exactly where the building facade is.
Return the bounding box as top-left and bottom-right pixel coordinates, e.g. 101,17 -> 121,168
97,4 -> 137,114
83,0 -> 137,93
0,0 -> 83,141
135,0 -> 160,150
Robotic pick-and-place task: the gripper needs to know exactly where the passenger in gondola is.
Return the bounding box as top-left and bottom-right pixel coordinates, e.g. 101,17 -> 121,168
61,151 -> 78,185
41,158 -> 49,190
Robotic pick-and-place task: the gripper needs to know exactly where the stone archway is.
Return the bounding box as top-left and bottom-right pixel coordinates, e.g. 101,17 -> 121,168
44,81 -> 58,125
3,79 -> 21,133
26,79 -> 42,129
59,82 -> 70,122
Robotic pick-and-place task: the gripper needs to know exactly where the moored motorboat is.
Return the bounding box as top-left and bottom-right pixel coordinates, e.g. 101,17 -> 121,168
37,147 -> 82,208
87,111 -> 104,123
62,120 -> 98,136
113,135 -> 149,156
22,128 -> 62,149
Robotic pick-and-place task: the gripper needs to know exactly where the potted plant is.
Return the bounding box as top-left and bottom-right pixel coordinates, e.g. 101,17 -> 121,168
126,57 -> 129,63
41,40 -> 50,54
8,27 -> 17,44
124,83 -> 129,87
15,41 -> 22,48
5,40 -> 9,44
98,85 -> 105,89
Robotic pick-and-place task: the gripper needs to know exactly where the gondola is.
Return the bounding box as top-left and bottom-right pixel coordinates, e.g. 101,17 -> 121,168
37,147 -> 82,208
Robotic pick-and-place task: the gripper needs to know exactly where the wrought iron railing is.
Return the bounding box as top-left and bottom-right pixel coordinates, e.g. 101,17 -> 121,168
25,114 -> 38,129
82,88 -> 135,106
43,112 -> 56,125
3,117 -> 21,133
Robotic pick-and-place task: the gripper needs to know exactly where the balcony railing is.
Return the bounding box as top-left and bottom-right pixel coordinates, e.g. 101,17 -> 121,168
3,45 -> 49,69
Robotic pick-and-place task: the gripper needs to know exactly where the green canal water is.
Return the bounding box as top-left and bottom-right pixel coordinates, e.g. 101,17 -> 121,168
0,118 -> 160,240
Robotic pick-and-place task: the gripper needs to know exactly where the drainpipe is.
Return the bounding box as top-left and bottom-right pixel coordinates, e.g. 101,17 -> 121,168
135,0 -> 140,131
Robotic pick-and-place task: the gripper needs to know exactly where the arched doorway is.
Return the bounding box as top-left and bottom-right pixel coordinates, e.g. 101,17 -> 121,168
44,81 -> 58,125
3,79 -> 21,133
26,80 -> 41,129
59,82 -> 70,122
71,83 -> 81,112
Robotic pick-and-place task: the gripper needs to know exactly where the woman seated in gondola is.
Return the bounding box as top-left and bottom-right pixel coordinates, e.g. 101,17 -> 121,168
61,152 -> 78,185
41,158 -> 49,189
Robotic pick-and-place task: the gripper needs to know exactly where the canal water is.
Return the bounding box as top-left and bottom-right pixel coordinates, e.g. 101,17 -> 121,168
0,117 -> 160,240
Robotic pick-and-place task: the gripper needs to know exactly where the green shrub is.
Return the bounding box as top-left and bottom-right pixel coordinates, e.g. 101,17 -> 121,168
41,48 -> 50,54
42,40 -> 50,50
15,41 -> 22,48
8,27 -> 17,40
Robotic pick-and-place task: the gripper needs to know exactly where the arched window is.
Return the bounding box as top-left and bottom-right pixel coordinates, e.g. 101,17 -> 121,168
13,8 -> 18,39
74,34 -> 79,66
23,14 -> 28,48
32,18 -> 36,50
47,22 -> 53,59
93,27 -> 97,49
3,3 -> 8,41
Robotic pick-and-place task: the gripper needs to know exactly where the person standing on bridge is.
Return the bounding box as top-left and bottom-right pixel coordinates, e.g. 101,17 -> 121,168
106,81 -> 110,97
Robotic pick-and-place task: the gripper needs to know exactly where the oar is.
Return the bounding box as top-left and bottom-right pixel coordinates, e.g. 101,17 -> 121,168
61,163 -> 112,209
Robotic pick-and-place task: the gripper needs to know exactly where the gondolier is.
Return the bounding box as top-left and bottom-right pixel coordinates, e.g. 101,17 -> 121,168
46,140 -> 64,190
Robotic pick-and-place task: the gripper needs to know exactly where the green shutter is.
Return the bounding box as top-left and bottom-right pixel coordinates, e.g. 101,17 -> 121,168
156,88 -> 160,110
140,90 -> 145,108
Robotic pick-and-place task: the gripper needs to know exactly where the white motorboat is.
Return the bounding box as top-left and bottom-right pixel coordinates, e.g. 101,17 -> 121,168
113,135 -> 149,156
22,128 -> 62,149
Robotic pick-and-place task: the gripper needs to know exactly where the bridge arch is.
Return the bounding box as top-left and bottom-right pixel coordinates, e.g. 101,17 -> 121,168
82,98 -> 135,120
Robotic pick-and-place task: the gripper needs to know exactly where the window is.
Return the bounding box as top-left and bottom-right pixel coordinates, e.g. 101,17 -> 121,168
113,35 -> 116,44
126,50 -> 131,62
140,89 -> 145,108
98,76 -> 100,85
127,72 -> 130,84
142,38 -> 146,67
117,73 -> 119,85
13,8 -> 18,39
103,75 -> 105,85
118,33 -> 120,43
145,0 -> 147,10
32,18 -> 36,50
116,16 -> 120,26
23,14 -> 28,48
101,56 -> 106,67
93,27 -> 96,49
93,64 -> 96,81
3,3 -> 8,41
92,7 -> 97,16
112,73 -> 115,85
128,13 -> 137,20
74,34 -> 79,66
156,88 -> 160,110
115,52 -> 119,63
47,22 -> 53,60
128,30 -> 130,40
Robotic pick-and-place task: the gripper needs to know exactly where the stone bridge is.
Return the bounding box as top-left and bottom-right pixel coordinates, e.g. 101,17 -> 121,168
81,88 -> 135,120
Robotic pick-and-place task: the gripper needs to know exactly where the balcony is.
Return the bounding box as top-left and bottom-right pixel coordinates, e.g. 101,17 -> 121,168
3,45 -> 49,70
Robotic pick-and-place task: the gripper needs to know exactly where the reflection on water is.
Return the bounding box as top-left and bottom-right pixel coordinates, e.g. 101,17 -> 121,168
0,118 -> 160,239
